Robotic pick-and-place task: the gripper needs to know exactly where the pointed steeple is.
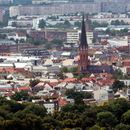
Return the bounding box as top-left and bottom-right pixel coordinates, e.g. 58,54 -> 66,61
80,13 -> 88,49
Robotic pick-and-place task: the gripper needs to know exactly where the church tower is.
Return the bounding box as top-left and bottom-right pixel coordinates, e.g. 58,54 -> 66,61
78,14 -> 89,73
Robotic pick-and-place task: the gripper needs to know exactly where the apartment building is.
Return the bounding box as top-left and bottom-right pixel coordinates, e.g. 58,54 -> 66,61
67,30 -> 79,44
9,3 -> 101,17
67,30 -> 93,44
101,2 -> 127,13
32,0 -> 69,4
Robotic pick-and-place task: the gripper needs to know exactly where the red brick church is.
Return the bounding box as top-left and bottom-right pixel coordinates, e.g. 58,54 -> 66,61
78,15 -> 113,74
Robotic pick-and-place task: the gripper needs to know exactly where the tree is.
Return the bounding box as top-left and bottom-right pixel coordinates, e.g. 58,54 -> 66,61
65,89 -> 93,104
121,110 -> 130,124
30,39 -> 47,45
19,39 -> 25,43
62,119 -> 74,128
89,125 -> 106,130
23,114 -> 43,130
61,103 -> 86,114
111,20 -> 129,25
57,72 -> 66,79
77,73 -> 84,80
6,100 -> 25,113
81,109 -> 97,129
61,67 -> 68,73
23,104 -> 47,117
108,98 -> 130,120
0,96 -> 8,105
64,20 -> 71,27
3,119 -> 25,130
74,21 -> 81,28
0,107 -> 10,119
111,20 -> 120,25
47,15 -> 59,21
29,79 -> 40,88
90,21 -> 108,30
113,69 -> 127,79
62,128 -> 72,130
115,123 -> 130,130
44,43 -> 52,49
111,80 -> 125,93
105,28 -> 111,34
0,34 -> 6,39
12,22 -> 17,27
39,19 -> 46,28
11,91 -> 29,101
69,67 -> 78,73
51,39 -> 63,45
42,116 -> 61,130
97,111 -> 117,128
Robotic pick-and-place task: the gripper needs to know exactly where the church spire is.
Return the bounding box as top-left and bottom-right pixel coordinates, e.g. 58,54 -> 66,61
78,13 -> 89,73
80,14 -> 88,49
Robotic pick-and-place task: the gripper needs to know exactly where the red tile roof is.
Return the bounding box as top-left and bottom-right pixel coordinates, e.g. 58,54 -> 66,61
0,68 -> 15,73
63,78 -> 77,82
58,97 -> 68,107
17,86 -> 31,91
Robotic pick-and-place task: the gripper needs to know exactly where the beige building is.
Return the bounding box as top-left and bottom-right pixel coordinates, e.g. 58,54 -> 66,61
67,30 -> 79,44
86,31 -> 94,45
67,30 -> 93,44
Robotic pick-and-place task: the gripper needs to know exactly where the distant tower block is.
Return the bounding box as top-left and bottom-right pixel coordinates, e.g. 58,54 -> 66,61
78,14 -> 89,73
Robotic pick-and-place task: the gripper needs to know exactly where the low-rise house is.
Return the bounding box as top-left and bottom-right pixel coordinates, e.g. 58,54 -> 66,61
65,83 -> 75,89
7,32 -> 27,42
32,82 -> 54,92
94,86 -> 114,103
62,59 -> 77,68
0,83 -> 13,91
58,97 -> 69,108
43,100 -> 59,113
114,90 -> 127,99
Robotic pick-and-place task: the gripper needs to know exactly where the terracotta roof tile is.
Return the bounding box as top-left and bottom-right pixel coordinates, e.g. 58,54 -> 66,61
58,98 -> 68,107
63,78 -> 77,82
17,86 -> 31,91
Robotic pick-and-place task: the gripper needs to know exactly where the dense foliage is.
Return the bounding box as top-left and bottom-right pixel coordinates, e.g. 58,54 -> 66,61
0,97 -> 130,130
